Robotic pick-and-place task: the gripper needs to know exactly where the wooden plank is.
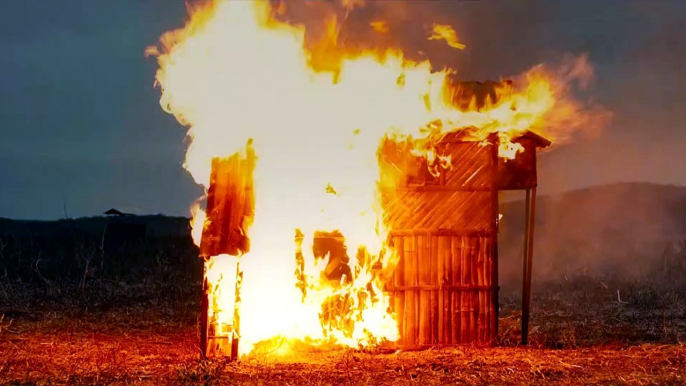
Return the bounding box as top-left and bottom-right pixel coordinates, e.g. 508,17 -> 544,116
482,236 -> 489,342
475,237 -> 483,342
200,265 -> 209,359
483,237 -> 489,342
476,238 -> 482,342
489,134 -> 501,340
200,146 -> 256,258
452,235 -> 459,343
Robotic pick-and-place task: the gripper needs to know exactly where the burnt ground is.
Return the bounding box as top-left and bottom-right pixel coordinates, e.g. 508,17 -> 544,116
0,219 -> 685,385
1,278 -> 685,386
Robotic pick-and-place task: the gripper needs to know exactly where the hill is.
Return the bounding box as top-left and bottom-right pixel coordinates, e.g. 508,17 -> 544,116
0,214 -> 191,239
498,182 -> 686,285
1,182 -> 684,287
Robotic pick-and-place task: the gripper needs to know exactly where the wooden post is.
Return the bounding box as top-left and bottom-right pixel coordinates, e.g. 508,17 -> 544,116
231,261 -> 243,360
521,187 -> 537,345
199,142 -> 256,360
200,265 -> 210,358
489,134 -> 500,341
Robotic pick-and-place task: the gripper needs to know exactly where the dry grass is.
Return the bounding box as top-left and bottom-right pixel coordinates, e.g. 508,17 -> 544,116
1,230 -> 685,385
1,313 -> 684,386
1,279 -> 685,386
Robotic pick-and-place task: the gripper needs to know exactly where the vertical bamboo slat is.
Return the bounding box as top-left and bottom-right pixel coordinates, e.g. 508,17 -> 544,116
393,236 -> 405,345
472,237 -> 483,342
460,236 -> 469,342
437,235 -> 445,344
452,235 -> 460,343
479,238 -> 484,341
403,236 -> 415,346
431,235 -> 439,344
483,237 -> 489,341
417,235 -> 429,345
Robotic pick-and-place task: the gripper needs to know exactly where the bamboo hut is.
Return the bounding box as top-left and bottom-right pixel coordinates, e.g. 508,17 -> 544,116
379,80 -> 551,348
197,81 -> 550,358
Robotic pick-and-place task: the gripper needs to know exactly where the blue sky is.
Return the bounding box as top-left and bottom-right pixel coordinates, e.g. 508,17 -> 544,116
1,0 -> 685,219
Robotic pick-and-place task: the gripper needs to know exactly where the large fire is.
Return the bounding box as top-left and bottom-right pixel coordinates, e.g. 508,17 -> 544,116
147,1 -> 610,357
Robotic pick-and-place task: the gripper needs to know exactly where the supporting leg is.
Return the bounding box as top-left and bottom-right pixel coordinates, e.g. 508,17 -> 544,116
521,187 -> 537,345
200,261 -> 210,359
230,261 -> 243,360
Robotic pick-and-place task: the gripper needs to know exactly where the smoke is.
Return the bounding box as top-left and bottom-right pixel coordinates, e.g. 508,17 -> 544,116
498,182 -> 686,289
267,0 -> 465,72
166,1 -> 684,289
509,53 -> 614,145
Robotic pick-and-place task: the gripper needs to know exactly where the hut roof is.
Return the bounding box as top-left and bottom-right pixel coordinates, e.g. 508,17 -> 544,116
515,130 -> 552,149
441,129 -> 552,149
446,78 -> 552,149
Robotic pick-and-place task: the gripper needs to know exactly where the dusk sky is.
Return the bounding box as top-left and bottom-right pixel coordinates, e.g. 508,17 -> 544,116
1,0 -> 685,220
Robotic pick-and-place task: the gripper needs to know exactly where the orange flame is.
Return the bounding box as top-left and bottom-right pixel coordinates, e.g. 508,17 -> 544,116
148,1 -> 610,357
428,24 -> 466,50
370,21 -> 389,34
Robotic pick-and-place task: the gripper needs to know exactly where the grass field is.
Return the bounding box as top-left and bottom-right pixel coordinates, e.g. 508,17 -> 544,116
0,227 -> 685,385
1,276 -> 684,385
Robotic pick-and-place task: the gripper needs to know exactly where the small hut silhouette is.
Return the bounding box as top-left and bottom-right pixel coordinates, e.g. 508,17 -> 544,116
104,208 -> 130,216
102,209 -> 146,253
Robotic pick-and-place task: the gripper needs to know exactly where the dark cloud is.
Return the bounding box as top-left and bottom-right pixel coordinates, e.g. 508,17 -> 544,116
0,0 -> 685,219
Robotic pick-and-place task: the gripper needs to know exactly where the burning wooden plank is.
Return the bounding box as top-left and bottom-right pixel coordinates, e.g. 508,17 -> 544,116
199,142 -> 256,360
200,144 -> 256,258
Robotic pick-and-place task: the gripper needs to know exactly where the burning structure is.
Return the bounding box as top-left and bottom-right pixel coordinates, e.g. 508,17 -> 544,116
147,1 -> 608,360
380,89 -> 550,348
195,80 -> 550,357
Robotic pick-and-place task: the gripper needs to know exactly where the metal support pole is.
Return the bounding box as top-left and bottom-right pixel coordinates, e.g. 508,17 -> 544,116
521,187 -> 537,345
490,135 -> 500,341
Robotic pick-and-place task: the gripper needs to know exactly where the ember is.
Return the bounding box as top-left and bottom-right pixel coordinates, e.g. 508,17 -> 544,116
146,0 -> 608,359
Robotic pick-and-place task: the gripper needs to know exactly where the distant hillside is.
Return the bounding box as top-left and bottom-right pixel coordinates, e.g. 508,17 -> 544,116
0,214 -> 198,285
0,215 -> 192,239
498,182 -> 686,285
2,182 -> 684,286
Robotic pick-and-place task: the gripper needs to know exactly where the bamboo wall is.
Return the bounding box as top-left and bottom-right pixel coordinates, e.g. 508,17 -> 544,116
381,139 -> 500,347
386,231 -> 496,346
